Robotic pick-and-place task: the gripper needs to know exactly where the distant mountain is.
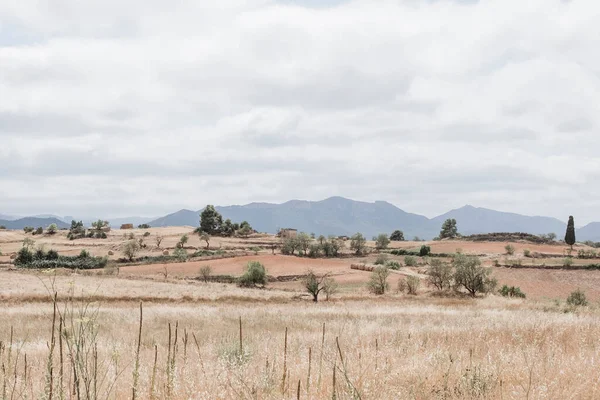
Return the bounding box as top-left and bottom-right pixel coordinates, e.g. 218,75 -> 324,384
0,214 -> 15,221
148,209 -> 199,227
430,205 -> 566,238
0,217 -> 70,230
10,197 -> 596,241
579,223 -> 600,242
216,197 -> 431,239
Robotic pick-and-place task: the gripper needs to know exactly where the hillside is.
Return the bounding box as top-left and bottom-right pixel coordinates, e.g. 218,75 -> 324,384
579,222 -> 600,242
0,217 -> 70,230
431,205 -> 565,237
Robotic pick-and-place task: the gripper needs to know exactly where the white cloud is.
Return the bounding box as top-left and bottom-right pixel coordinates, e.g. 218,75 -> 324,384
0,0 -> 599,222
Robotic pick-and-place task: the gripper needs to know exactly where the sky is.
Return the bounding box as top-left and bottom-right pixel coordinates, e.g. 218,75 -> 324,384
1,0 -> 600,223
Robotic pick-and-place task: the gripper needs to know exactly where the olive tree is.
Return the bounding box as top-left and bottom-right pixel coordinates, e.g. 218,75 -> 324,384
122,239 -> 140,261
453,254 -> 496,297
427,259 -> 453,290
350,233 -> 367,255
374,233 -> 390,250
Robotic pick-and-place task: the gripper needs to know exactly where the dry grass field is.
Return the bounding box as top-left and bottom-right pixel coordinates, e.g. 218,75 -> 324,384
2,227 -> 600,398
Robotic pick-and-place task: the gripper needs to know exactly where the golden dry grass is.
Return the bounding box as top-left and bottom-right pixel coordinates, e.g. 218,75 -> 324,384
0,272 -> 600,399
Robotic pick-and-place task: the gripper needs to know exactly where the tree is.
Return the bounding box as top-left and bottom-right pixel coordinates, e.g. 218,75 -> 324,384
427,259 -> 452,290
67,220 -> 86,240
47,223 -> 58,235
199,232 -> 210,249
177,234 -> 189,249
297,233 -> 311,255
565,216 -> 576,250
318,235 -> 326,246
155,235 -> 164,248
238,261 -> 267,287
200,205 -> 223,235
322,237 -> 343,257
453,254 -> 496,297
350,233 -> 367,255
323,277 -> 338,301
390,230 -> 405,241
281,237 -> 300,255
199,265 -> 212,283
374,234 -> 390,250
367,266 -> 389,295
439,219 -> 458,239
303,270 -> 331,302
122,240 -> 140,261
419,245 -> 431,257
221,219 -> 235,237
238,225 -> 252,238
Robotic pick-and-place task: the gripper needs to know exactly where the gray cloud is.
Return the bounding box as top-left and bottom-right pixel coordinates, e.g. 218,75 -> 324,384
1,0 -> 600,223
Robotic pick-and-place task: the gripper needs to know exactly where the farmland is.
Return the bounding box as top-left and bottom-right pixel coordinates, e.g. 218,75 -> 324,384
2,227 -> 600,398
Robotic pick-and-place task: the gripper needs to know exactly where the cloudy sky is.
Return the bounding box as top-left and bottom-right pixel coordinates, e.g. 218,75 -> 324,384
1,0 -> 599,223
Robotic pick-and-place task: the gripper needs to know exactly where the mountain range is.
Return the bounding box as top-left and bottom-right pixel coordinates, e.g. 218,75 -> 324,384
2,197 -> 599,241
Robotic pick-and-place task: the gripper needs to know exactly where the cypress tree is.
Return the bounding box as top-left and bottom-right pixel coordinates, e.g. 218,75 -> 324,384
565,215 -> 576,250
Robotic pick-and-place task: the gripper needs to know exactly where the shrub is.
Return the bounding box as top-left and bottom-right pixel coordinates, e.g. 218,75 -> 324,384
238,261 -> 267,287
374,254 -> 388,265
453,254 -> 497,297
499,285 -> 526,298
505,245 -> 515,255
427,259 -> 453,290
143,231 -> 151,237
199,265 -> 212,282
14,247 -> 34,266
173,247 -> 188,261
374,234 -> 390,250
566,290 -> 588,306
386,260 -> 402,270
523,249 -> 531,257
419,245 -> 431,257
47,223 -> 58,235
34,227 -> 43,235
23,227 -> 34,234
79,249 -> 90,258
323,277 -> 338,301
404,256 -> 418,267
34,248 -> 46,260
397,278 -> 407,293
367,266 -> 389,295
406,276 -> 420,295
564,257 -> 574,267
67,220 -> 86,240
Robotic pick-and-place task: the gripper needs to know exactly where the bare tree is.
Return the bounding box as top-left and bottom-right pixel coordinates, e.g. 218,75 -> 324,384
155,235 -> 164,249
